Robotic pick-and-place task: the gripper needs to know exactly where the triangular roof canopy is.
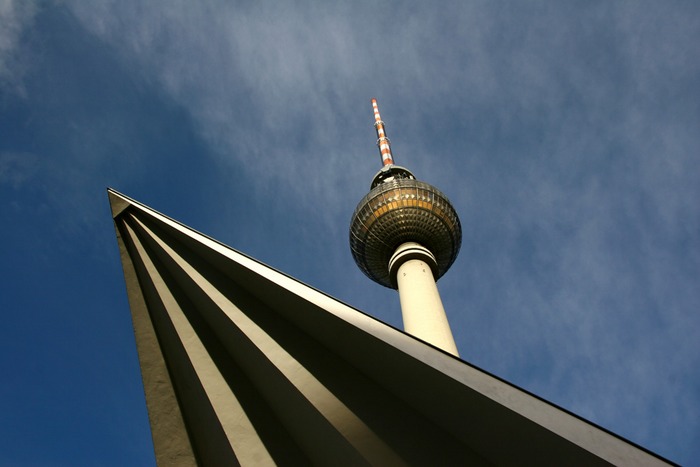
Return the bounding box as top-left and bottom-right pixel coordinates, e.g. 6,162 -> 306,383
109,189 -> 670,466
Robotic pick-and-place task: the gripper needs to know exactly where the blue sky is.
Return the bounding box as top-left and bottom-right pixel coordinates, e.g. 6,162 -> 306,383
1,1 -> 698,465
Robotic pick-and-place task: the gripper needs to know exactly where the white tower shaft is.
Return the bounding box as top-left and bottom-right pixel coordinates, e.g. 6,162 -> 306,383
389,243 -> 459,356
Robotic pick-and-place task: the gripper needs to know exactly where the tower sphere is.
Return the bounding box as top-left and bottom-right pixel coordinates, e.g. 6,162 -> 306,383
349,165 -> 462,288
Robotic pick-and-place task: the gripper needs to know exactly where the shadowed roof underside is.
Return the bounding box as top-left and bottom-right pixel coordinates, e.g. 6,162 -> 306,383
108,188 -> 671,467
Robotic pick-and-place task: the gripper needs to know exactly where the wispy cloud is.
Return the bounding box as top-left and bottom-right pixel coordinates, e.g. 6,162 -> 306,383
0,0 -> 38,95
0,151 -> 39,188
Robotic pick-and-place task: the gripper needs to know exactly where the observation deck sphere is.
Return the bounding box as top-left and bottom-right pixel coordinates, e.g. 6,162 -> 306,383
349,178 -> 462,288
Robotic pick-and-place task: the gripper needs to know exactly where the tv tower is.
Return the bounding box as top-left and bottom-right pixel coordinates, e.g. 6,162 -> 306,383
350,98 -> 462,356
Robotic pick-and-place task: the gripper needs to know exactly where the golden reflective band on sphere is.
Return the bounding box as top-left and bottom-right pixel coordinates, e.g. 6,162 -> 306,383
361,191 -> 457,233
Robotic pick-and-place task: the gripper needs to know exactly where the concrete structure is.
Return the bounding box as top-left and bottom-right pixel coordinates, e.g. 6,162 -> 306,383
350,99 -> 461,355
109,188 -> 672,466
390,242 -> 458,355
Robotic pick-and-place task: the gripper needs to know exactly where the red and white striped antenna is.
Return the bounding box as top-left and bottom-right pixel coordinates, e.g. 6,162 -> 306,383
371,98 -> 394,166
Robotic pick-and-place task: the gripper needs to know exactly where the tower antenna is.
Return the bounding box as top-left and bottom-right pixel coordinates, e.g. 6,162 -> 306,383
371,98 -> 394,166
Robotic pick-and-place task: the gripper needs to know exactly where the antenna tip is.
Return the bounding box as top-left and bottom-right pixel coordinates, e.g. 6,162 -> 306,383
371,97 -> 377,104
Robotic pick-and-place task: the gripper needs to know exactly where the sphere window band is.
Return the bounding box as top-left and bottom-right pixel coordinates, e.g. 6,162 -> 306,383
359,186 -> 458,234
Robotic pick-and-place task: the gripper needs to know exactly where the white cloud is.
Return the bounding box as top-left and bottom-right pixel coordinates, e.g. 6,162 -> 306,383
0,0 -> 38,95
